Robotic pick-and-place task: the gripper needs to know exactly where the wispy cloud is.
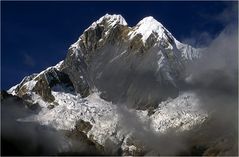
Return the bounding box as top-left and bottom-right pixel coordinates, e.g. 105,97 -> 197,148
182,2 -> 238,48
199,2 -> 238,26
23,53 -> 35,67
182,31 -> 213,48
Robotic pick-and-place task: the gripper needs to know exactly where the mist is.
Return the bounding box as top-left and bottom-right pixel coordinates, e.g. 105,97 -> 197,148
184,22 -> 238,155
117,105 -> 190,155
1,94 -> 101,155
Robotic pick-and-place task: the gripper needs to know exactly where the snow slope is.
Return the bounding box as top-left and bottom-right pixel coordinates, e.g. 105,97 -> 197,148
18,88 -> 207,147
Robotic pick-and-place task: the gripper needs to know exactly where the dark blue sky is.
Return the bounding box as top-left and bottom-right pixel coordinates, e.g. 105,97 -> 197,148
1,1 -> 237,90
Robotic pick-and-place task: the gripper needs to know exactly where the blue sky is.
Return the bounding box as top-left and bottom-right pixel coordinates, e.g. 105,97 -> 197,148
1,1 -> 237,90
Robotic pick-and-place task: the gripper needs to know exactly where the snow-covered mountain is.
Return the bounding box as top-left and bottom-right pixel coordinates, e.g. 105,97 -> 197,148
6,14 -> 210,155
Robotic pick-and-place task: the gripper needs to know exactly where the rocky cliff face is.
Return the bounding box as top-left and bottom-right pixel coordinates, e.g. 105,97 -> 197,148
60,14 -> 201,109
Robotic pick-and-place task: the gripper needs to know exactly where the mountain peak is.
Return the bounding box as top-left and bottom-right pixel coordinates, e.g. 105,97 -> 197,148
129,16 -> 173,43
83,14 -> 175,45
90,13 -> 127,29
137,16 -> 163,27
102,13 -> 127,25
